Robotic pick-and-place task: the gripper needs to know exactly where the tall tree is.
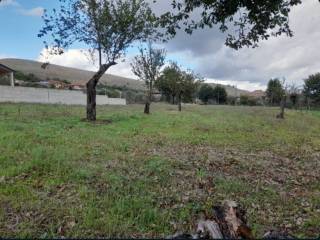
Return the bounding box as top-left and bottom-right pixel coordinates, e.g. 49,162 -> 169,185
156,63 -> 201,108
39,0 -> 160,121
303,73 -> 320,107
212,85 -> 227,104
288,84 -> 300,109
266,78 -> 285,106
275,79 -> 287,119
160,0 -> 303,49
131,43 -> 166,114
198,84 -> 215,104
156,62 -> 181,104
176,70 -> 202,111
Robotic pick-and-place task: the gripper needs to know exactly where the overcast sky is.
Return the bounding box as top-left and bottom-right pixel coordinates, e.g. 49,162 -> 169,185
1,0 -> 320,91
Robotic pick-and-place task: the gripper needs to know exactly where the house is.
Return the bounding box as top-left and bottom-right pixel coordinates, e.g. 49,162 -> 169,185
0,63 -> 15,87
48,80 -> 69,89
69,80 -> 87,90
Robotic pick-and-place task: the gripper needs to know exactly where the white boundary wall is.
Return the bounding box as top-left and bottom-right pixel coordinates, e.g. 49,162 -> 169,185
0,86 -> 126,106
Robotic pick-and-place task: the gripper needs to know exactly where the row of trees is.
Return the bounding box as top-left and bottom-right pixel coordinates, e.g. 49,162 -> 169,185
266,74 -> 320,109
198,84 -> 228,104
38,0 -> 307,121
130,43 -> 202,113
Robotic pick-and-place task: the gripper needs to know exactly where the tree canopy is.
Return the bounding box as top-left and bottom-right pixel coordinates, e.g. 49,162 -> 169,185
212,85 -> 227,104
39,0 -> 161,121
39,0 -> 159,64
131,43 -> 166,114
156,62 -> 182,104
266,78 -> 285,105
198,84 -> 215,104
160,0 -> 304,49
156,62 -> 201,106
304,73 -> 320,105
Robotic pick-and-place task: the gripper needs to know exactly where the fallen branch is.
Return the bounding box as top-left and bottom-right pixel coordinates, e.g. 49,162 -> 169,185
168,200 -> 295,239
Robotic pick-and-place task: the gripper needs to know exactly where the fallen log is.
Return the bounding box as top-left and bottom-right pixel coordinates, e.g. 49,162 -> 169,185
168,200 -> 295,239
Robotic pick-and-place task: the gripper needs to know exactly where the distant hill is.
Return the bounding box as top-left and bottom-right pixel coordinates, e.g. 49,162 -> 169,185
207,83 -> 250,98
0,58 -> 145,91
0,58 -> 253,97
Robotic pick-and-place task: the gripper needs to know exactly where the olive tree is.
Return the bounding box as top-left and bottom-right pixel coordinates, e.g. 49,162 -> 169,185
176,70 -> 202,111
131,43 -> 166,114
156,62 -> 201,110
303,73 -> 320,107
156,62 -> 181,104
39,0 -> 160,121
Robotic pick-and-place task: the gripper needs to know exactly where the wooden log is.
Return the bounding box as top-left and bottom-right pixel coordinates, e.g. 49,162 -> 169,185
197,220 -> 223,239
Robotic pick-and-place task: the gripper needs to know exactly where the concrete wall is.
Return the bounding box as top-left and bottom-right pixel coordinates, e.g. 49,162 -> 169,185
0,86 -> 126,106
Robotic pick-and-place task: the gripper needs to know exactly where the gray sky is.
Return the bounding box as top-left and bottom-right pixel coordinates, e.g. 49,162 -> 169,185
38,0 -> 320,91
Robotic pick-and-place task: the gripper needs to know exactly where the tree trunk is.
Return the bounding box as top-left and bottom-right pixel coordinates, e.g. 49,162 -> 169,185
86,62 -> 116,121
172,95 -> 175,105
144,102 -> 150,114
178,94 -> 182,112
277,95 -> 286,119
144,81 -> 153,114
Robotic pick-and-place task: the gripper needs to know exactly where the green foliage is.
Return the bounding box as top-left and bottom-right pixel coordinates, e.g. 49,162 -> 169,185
131,43 -> 166,85
212,85 -> 227,104
160,0 -> 302,49
39,0 -> 161,65
266,78 -> 285,105
14,72 -> 42,82
0,75 -> 10,86
198,84 -> 215,104
303,73 -> 320,105
180,71 -> 202,103
156,63 -> 181,103
240,95 -> 259,106
227,96 -> 237,105
96,87 -> 120,98
156,62 -> 201,104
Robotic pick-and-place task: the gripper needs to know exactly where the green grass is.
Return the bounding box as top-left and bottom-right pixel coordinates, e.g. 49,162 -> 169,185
0,103 -> 319,238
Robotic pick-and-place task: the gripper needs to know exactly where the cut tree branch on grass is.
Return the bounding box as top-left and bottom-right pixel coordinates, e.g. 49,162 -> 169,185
168,200 -> 297,239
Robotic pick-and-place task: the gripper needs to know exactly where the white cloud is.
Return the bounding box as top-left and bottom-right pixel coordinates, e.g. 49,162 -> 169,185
37,48 -> 137,79
0,0 -> 44,17
19,7 -> 44,17
206,79 -> 267,91
0,0 -> 19,7
34,0 -> 320,91
0,53 -> 14,59
162,0 -> 320,90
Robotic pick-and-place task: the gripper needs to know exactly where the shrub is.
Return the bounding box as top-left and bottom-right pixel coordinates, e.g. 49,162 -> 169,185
198,84 -> 215,104
240,95 -> 259,106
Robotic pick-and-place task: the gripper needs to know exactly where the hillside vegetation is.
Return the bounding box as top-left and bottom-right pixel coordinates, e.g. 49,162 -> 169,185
0,58 -> 144,91
0,103 -> 319,238
0,58 -> 249,97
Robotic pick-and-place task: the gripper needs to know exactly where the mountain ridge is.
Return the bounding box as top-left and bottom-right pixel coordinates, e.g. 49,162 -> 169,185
0,58 -> 252,96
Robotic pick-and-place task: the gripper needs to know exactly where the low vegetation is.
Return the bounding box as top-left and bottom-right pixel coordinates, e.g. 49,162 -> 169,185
0,103 -> 319,238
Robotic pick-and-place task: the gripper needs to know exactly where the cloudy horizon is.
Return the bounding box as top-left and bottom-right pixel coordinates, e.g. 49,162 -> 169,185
1,0 -> 320,91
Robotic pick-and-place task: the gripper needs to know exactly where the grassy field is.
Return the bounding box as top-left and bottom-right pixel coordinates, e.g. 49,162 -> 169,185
0,103 -> 319,238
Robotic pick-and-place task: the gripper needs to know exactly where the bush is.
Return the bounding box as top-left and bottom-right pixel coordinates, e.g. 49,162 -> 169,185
240,95 -> 259,106
0,75 -> 10,86
15,72 -> 42,82
198,84 -> 215,104
212,85 -> 227,104
303,73 -> 320,106
227,96 -> 237,105
266,78 -> 285,105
